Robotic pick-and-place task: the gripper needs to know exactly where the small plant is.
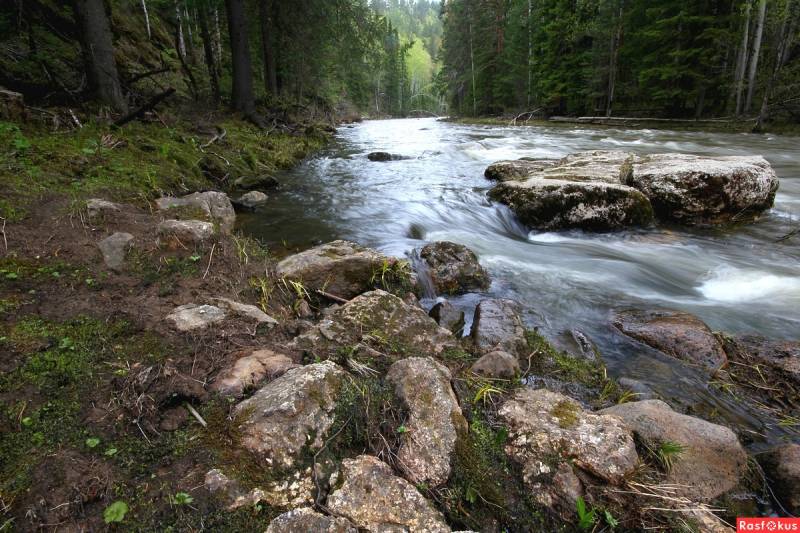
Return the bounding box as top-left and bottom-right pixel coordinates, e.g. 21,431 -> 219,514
370,258 -> 412,292
249,275 -> 274,312
103,500 -> 129,524
616,389 -> 639,404
604,509 -> 619,529
473,383 -> 504,406
576,496 -> 597,530
171,492 -> 194,505
85,437 -> 100,448
655,440 -> 685,471
396,425 -> 408,434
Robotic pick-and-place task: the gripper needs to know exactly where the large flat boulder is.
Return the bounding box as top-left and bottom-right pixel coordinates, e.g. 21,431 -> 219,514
234,361 -> 347,468
419,241 -> 490,295
628,154 -> 779,225
276,240 -> 395,300
498,388 -> 638,486
386,357 -> 467,486
327,455 -> 450,532
613,309 -> 727,372
484,157 -> 559,182
471,299 -> 528,357
291,290 -> 457,359
601,400 -> 748,501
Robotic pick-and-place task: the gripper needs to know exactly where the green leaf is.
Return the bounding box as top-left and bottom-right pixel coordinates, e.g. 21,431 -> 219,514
85,437 -> 100,448
103,501 -> 129,524
104,447 -> 118,457
172,492 -> 194,505
396,425 -> 408,434
604,509 -> 619,528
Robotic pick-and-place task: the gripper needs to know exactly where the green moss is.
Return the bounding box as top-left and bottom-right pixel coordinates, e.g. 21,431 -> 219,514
551,399 -> 580,428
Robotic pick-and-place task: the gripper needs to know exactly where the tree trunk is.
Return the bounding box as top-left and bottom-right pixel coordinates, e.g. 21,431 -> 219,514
224,0 -> 260,121
141,0 -> 151,39
175,1 -> 186,60
72,0 -> 127,113
606,1 -> 624,117
755,0 -> 797,129
198,0 -> 220,104
527,0 -> 532,108
745,0 -> 766,112
259,0 -> 278,96
469,20 -> 476,116
733,0 -> 751,116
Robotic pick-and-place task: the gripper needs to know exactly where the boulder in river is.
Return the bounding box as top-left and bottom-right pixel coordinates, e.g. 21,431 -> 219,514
276,240 -> 397,300
758,444 -> 800,515
628,154 -> 779,225
155,191 -> 236,232
386,357 -> 467,486
233,190 -> 268,208
419,241 -> 491,295
613,309 -> 727,372
428,300 -> 465,336
471,298 -> 528,357
367,151 -> 408,162
484,157 -> 559,182
234,361 -> 347,468
601,399 -> 748,501
327,455 -> 450,532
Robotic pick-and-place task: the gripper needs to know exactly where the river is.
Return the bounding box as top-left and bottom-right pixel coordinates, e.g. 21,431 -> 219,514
238,117 -> 800,447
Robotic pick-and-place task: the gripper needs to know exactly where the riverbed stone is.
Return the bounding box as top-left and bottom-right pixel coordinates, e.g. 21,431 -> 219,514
471,299 -> 528,357
166,303 -> 226,331
613,309 -> 727,372
419,241 -> 490,295
266,508 -> 356,533
470,350 -> 520,378
211,349 -> 298,398
291,290 -> 457,359
628,154 -> 779,225
498,388 -> 638,485
234,190 -> 268,208
327,455 -> 450,532
601,399 -> 748,501
484,157 -> 559,182
276,240 -> 395,300
157,219 -> 215,243
234,361 -> 347,468
428,300 -> 465,336
155,191 -> 236,232
97,232 -> 134,271
386,357 -> 467,486
758,444 -> 800,515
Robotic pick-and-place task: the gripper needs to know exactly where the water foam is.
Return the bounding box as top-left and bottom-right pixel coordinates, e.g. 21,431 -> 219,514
698,268 -> 800,303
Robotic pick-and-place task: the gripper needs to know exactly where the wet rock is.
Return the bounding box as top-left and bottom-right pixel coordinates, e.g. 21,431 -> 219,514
470,350 -> 519,379
166,304 -> 226,331
558,329 -> 600,361
758,444 -> 800,515
292,290 -> 457,359
86,198 -> 121,218
327,455 -> 450,532
617,377 -> 658,400
484,158 -> 559,182
367,151 -> 407,162
386,357 -> 467,486
601,399 -> 748,501
210,297 -> 278,326
234,174 -> 279,190
234,361 -> 347,468
233,190 -> 268,208
429,300 -> 465,336
498,388 -> 638,485
613,309 -> 727,372
628,154 -> 779,225
211,349 -> 299,398
720,335 -> 800,385
267,508 -> 356,533
471,299 -> 528,357
157,219 -> 215,243
419,241 -> 490,295
97,232 -> 134,271
276,240 -> 394,300
156,191 -> 235,232
547,150 -> 634,183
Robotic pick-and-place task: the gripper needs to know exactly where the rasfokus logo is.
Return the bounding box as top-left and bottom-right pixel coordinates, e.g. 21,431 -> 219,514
738,518 -> 800,532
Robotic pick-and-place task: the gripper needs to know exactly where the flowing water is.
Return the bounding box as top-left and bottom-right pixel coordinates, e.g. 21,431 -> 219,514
239,118 -> 800,448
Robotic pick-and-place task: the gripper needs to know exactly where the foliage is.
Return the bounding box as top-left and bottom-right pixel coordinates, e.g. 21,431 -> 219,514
103,501 -> 129,524
576,496 -> 597,530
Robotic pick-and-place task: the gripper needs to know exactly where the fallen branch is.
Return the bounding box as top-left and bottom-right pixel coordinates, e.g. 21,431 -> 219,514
203,243 -> 216,279
0,217 -> 7,252
201,128 -> 227,149
68,109 -> 82,129
113,87 -> 176,128
184,403 -> 207,428
315,289 -> 349,304
127,67 -> 171,85
511,108 -> 542,125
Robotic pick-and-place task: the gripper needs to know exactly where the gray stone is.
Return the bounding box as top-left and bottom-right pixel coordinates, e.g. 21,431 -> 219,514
276,240 -> 395,300
234,190 -> 268,208
234,361 -> 347,468
628,154 -> 779,225
484,158 -> 559,182
166,304 -> 226,331
419,241 -> 490,295
204,467 -> 316,510
327,455 -> 450,532
499,388 -> 638,485
386,357 -> 467,486
601,399 -> 748,501
471,299 -> 528,357
157,219 -> 215,243
613,309 -> 727,372
97,232 -> 133,271
267,508 -> 356,533
211,349 -> 299,398
470,350 -> 519,379
759,444 -> 800,515
428,300 -> 465,336
156,191 -> 235,232
211,297 -> 278,326
86,198 -> 121,218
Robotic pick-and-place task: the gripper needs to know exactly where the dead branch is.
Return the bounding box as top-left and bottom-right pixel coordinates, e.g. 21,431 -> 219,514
201,128 -> 227,149
113,87 -> 176,128
315,289 -> 349,304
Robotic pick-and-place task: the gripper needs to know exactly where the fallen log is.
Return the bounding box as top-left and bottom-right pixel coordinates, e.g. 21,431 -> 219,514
113,87 -> 176,128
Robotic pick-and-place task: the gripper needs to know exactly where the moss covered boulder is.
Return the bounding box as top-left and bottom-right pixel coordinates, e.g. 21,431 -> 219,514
484,157 -> 558,182
419,241 -> 490,295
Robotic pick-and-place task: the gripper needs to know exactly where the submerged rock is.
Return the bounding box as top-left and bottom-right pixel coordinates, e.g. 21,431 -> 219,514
276,240 -> 395,300
601,399 -> 748,501
628,154 -> 779,225
166,303 -> 226,331
386,357 -> 467,486
292,290 -> 457,359
327,455 -> 450,532
267,508 -> 356,533
498,388 -> 638,485
157,219 -> 215,243
484,157 -> 559,182
471,299 -> 528,357
211,349 -> 298,398
419,241 -> 490,295
233,190 -> 268,208
234,361 -> 347,468
428,300 -> 465,336
156,191 -> 236,232
367,151 -> 407,162
470,350 -> 519,379
613,309 -> 727,372
98,232 -> 133,271
758,444 -> 800,515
